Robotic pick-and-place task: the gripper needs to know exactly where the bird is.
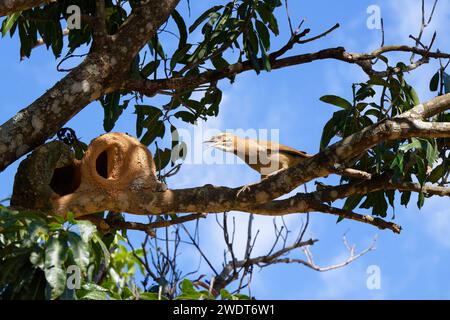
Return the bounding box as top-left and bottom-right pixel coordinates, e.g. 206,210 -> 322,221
203,132 -> 314,179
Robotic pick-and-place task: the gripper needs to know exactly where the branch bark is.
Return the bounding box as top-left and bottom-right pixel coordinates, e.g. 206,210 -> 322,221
0,0 -> 50,17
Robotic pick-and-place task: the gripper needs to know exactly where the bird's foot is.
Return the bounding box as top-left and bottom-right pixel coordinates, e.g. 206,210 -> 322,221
236,184 -> 251,198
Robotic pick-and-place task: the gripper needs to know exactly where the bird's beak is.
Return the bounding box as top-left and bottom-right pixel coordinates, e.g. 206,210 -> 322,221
203,138 -> 218,150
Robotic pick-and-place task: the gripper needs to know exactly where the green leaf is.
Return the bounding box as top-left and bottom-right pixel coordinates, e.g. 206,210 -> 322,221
44,237 -> 68,270
255,20 -> 270,51
343,194 -> 364,211
135,105 -> 163,138
233,293 -> 251,300
355,84 -> 376,101
364,108 -> 383,119
148,36 -> 165,59
368,76 -> 389,87
429,71 -> 440,92
405,84 -> 420,105
189,5 -> 224,33
428,163 -> 445,183
18,20 -> 32,58
242,21 -> 260,74
92,233 -> 110,267
67,232 -> 90,272
140,292 -> 164,300
211,55 -> 229,70
78,221 -> 97,243
220,289 -> 233,300
101,92 -> 128,132
205,87 -> 223,116
174,111 -> 197,124
417,192 -> 425,209
81,290 -> 108,300
140,120 -> 165,146
385,190 -> 395,210
141,60 -> 160,78
82,283 -> 109,292
30,248 -> 45,269
44,237 -> 68,299
135,105 -> 163,117
258,39 -> 271,72
401,191 -> 411,207
154,148 -> 172,171
320,95 -> 352,110
320,110 -> 346,150
187,43 -> 208,65
390,153 -> 404,172
201,11 -> 220,35
256,2 -> 279,35
415,156 -> 427,185
177,279 -> 203,300
45,267 -> 67,299
399,138 -> 422,152
170,44 -> 192,71
360,191 -> 388,217
171,10 -> 187,49
443,72 -> 450,94
425,141 -> 438,164
336,216 -> 345,223
1,12 -> 21,37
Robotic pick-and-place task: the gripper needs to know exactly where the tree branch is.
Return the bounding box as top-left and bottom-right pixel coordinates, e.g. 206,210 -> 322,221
23,94 -> 446,233
80,212 -> 207,236
0,0 -> 51,17
92,0 -> 108,50
212,235 -> 375,294
121,45 -> 450,97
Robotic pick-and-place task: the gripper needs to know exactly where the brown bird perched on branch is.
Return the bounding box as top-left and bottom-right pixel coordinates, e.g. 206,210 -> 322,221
204,132 -> 313,179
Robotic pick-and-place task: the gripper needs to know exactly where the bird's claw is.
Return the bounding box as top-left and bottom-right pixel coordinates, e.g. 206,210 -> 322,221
236,184 -> 251,198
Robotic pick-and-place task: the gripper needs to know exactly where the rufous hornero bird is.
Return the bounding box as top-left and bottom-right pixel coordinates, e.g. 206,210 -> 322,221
203,132 -> 313,180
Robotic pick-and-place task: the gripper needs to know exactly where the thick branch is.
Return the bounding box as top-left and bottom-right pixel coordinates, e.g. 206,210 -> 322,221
247,196 -> 402,233
0,56 -> 108,172
45,116 -> 449,232
0,0 -> 50,17
92,0 -> 108,49
111,0 -> 181,65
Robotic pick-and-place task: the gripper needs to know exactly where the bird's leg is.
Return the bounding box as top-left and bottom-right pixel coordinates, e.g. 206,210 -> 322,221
237,168 -> 288,198
266,168 -> 286,177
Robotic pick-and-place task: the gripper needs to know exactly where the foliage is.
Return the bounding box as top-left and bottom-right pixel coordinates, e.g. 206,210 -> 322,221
0,205 -> 249,300
0,205 -> 110,299
320,65 -> 449,218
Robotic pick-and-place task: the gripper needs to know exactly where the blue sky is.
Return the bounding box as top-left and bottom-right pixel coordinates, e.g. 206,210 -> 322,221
1,0 -> 450,299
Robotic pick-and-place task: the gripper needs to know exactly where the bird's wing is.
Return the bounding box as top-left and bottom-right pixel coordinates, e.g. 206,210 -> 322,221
260,140 -> 314,158
277,144 -> 314,158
